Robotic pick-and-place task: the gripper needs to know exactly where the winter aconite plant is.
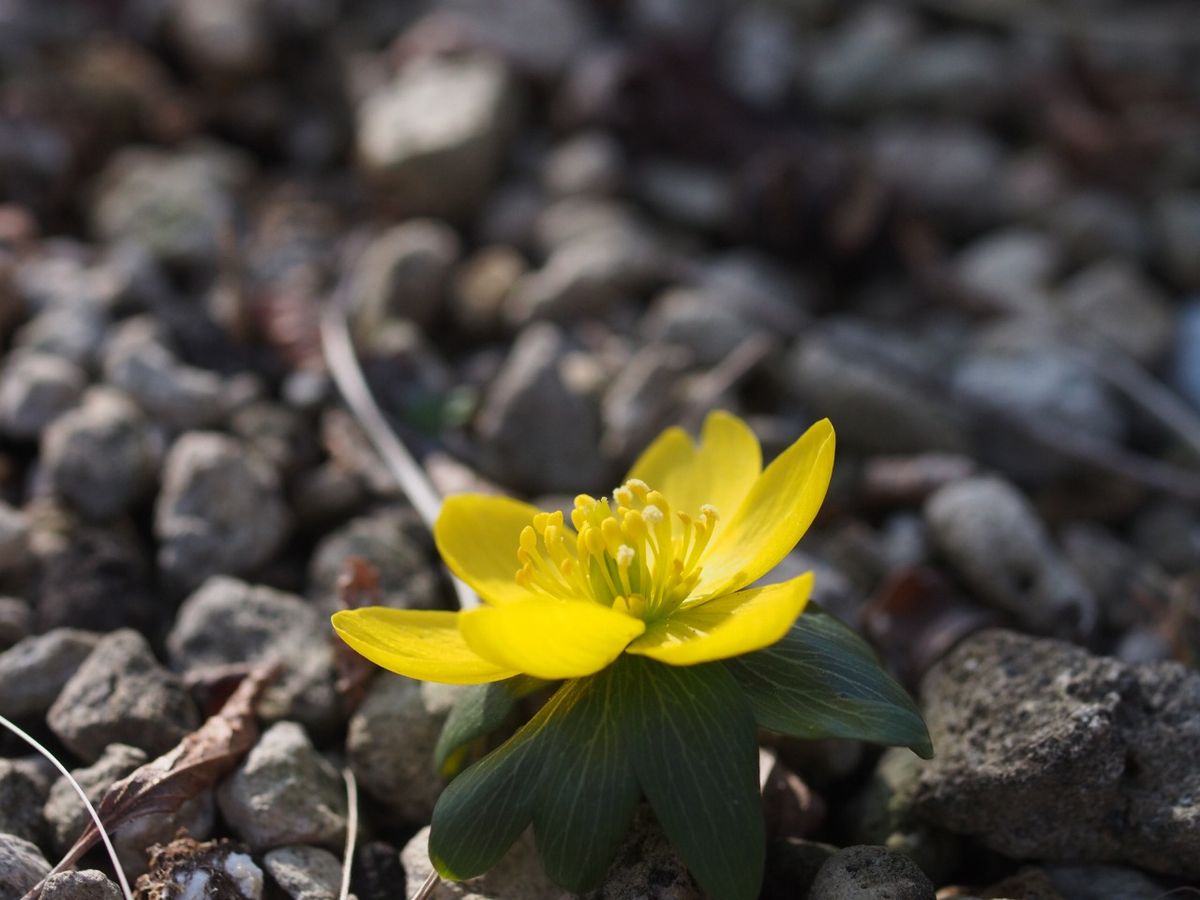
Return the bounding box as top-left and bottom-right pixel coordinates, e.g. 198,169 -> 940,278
333,411 -> 931,900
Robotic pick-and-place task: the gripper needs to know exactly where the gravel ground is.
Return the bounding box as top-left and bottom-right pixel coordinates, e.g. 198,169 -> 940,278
0,0 -> 1198,898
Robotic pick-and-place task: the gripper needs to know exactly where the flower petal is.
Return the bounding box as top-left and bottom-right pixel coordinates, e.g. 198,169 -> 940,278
434,494 -> 542,605
625,410 -> 762,524
694,419 -> 835,598
459,600 -> 646,680
332,608 -> 519,684
627,573 -> 813,666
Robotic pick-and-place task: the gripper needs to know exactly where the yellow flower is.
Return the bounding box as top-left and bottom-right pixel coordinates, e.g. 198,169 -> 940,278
332,411 -> 835,683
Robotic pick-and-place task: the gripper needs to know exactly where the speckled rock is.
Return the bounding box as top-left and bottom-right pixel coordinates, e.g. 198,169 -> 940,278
808,845 -> 934,900
0,833 -> 51,900
46,629 -> 200,762
167,577 -> 338,733
0,352 -> 86,440
347,675 -> 461,822
0,757 -> 50,844
400,826 -> 569,900
0,628 -> 100,718
0,501 -> 28,576
38,870 -> 123,900
586,809 -> 702,900
217,721 -> 347,852
1059,260 -> 1174,365
354,220 -> 461,331
262,845 -> 343,900
911,629 -> 1200,879
924,476 -> 1096,638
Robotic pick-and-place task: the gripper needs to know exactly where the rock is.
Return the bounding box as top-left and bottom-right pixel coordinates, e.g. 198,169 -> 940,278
167,577 -> 338,733
806,5 -> 918,117
1154,191 -> 1200,289
155,431 -> 290,592
785,330 -> 968,455
33,522 -> 159,634
634,160 -> 731,232
41,387 -> 158,520
1130,499 -> 1200,575
170,0 -> 272,79
263,846 -> 343,900
46,629 -> 200,762
38,870 -> 123,900
354,220 -> 462,332
0,500 -> 28,576
1173,301 -> 1200,409
308,507 -> 441,615
626,0 -> 723,44
763,839 -> 837,900
543,131 -> 623,198
808,845 -> 934,900
44,742 -> 213,874
450,245 -> 527,335
357,55 -> 521,219
911,629 -> 1200,879
434,0 -> 596,78
0,757 -> 49,844
600,344 -> 690,459
10,304 -> 109,370
228,401 -> 318,477
1058,260 -> 1174,364
347,675 -> 461,822
0,628 -> 100,718
102,318 -> 225,430
924,476 -> 1096,637
137,837 -> 263,899
1047,190 -> 1148,265
0,352 -> 86,439
217,721 -> 347,852
879,35 -> 1007,117
954,228 -> 1060,315
92,144 -> 249,268
400,826 -> 570,900
351,841 -> 406,900
586,809 -> 702,900
1060,524 -> 1159,631
717,5 -> 797,109
0,833 -> 51,900
1043,863 -> 1168,900
0,597 -> 30,650
474,323 -> 604,493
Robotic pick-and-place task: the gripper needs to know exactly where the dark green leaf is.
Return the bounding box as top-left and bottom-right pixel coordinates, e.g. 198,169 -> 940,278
724,606 -> 933,758
615,655 -> 764,900
533,667 -> 639,891
434,676 -> 547,777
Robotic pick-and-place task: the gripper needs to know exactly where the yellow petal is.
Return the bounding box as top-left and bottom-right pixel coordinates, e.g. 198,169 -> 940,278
625,410 -> 762,524
434,494 -> 542,605
627,573 -> 813,666
693,419 -> 835,598
332,608 -> 519,684
459,599 -> 646,680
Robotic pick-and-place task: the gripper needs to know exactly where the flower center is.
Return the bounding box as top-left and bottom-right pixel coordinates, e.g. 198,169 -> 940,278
514,479 -> 719,620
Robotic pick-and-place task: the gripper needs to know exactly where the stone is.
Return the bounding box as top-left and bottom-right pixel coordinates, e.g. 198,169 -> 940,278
1047,190 -> 1148,265
0,628 -> 100,719
433,0 -> 596,78
924,476 -> 1096,637
357,55 -> 521,219
308,507 -> 441,615
0,352 -> 86,440
263,845 -> 343,900
1173,300 -> 1200,409
217,721 -> 347,852
450,245 -> 527,335
474,323 -> 604,493
806,5 -> 918,117
46,629 -> 200,762
600,344 -> 690,459
0,833 -> 51,900
0,500 -> 28,576
763,839 -> 837,900
717,5 -> 797,109
347,675 -> 461,822
228,401 -> 318,477
1131,499 -> 1200,575
44,742 -> 214,874
102,318 -> 225,430
351,841 -> 406,900
880,35 -> 1007,117
911,629 -> 1200,880
954,228 -> 1060,315
10,304 -> 108,370
543,131 -> 624,197
167,577 -> 338,733
1154,191 -> 1200,289
0,757 -> 49,844
38,870 -> 123,900
41,387 -> 158,520
155,431 -> 290,592
92,143 -> 249,268
170,0 -> 272,78
586,809 -> 702,900
354,220 -> 462,331
0,597 -> 31,650
634,160 -> 731,232
1043,863 -> 1168,900
808,845 -> 934,900
400,826 -> 570,900
1058,260 -> 1174,364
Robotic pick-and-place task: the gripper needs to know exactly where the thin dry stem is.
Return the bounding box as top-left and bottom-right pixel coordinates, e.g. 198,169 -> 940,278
339,767 -> 359,900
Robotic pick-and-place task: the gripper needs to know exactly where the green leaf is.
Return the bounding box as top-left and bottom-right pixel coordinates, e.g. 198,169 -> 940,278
434,676 -> 547,777
615,656 -> 765,900
724,606 -> 933,758
533,667 -> 639,892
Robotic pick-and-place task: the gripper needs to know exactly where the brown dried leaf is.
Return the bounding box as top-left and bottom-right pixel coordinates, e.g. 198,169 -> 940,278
333,557 -> 381,713
46,663 -> 278,880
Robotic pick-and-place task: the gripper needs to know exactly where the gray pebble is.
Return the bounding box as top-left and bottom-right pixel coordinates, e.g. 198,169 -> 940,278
0,628 -> 100,719
1154,191 -> 1200,289
155,431 -> 290,592
10,304 -> 108,370
924,476 -> 1096,637
0,833 -> 50,900
38,870 -> 123,900
0,500 -> 28,576
401,826 -> 569,900
0,757 -> 49,844
1059,259 -> 1173,365
584,808 -> 701,900
354,220 -> 462,332
0,597 -> 31,650
808,845 -> 934,900
46,629 -> 200,762
217,721 -> 347,852
0,352 -> 86,440
263,845 -> 343,900
543,131 -> 624,198
41,387 -> 159,520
